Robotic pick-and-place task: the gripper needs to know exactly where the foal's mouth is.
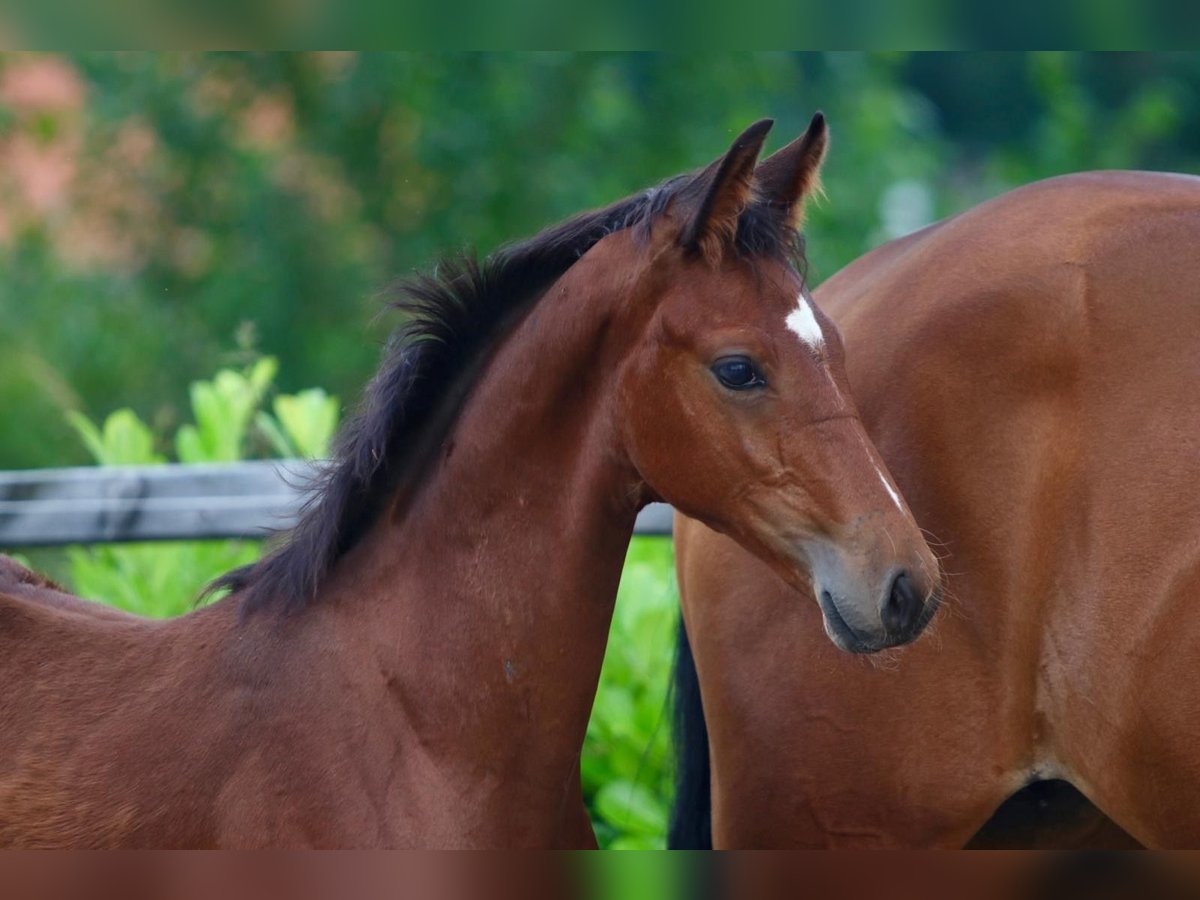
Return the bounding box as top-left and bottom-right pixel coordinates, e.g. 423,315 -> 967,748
818,589 -> 880,654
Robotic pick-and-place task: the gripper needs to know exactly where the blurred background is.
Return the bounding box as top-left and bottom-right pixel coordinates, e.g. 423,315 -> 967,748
3,51 -> 1200,847
6,52 -> 1200,468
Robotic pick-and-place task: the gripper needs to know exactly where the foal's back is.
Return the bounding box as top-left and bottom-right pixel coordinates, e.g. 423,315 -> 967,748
0,562 -> 348,847
0,576 -> 189,845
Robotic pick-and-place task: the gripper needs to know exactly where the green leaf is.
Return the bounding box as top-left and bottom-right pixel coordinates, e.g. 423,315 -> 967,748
175,358 -> 279,462
255,410 -> 296,458
174,424 -> 205,465
64,410 -> 109,465
247,357 -> 278,395
271,389 -> 339,459
593,780 -> 668,839
106,409 -> 163,465
591,685 -> 636,740
65,408 -> 163,466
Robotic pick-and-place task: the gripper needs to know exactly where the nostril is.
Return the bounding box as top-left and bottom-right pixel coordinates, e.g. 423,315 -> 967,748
882,570 -> 921,634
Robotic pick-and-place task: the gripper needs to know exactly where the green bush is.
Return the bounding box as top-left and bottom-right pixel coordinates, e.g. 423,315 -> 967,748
63,357 -> 337,617
586,537 -> 677,848
58,358 -> 677,847
13,53 -> 1200,472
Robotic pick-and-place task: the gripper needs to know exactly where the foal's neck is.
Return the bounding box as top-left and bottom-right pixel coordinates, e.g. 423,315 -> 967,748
325,240 -> 650,844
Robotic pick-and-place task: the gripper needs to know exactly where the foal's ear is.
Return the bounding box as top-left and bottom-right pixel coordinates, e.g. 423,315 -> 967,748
755,112 -> 829,228
680,119 -> 774,263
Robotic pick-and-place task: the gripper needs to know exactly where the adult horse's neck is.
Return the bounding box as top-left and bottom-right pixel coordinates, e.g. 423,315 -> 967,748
319,233 -> 650,847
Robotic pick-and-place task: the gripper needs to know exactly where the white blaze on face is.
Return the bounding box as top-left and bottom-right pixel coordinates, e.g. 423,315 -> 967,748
855,428 -> 906,514
786,292 -> 904,515
876,466 -> 904,511
786,291 -> 825,350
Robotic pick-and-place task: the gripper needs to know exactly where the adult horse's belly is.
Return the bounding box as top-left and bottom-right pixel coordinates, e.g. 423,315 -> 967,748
679,171 -> 1200,848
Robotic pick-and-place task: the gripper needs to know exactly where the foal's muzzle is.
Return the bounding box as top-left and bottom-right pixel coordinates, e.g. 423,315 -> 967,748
814,564 -> 941,654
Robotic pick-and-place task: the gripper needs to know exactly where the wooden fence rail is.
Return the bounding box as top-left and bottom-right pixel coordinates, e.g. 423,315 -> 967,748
0,461 -> 673,548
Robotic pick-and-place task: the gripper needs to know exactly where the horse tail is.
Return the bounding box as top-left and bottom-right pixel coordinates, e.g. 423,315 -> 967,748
667,616 -> 713,849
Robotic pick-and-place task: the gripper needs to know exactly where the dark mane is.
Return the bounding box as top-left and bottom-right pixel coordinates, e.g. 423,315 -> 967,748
212,178 -> 806,615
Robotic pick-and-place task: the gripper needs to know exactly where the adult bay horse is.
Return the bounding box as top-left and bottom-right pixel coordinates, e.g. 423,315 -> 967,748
671,170 -> 1200,849
0,116 -> 941,848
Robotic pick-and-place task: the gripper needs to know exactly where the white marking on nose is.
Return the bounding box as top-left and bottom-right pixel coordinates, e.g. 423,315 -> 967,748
786,291 -> 824,349
875,465 -> 904,511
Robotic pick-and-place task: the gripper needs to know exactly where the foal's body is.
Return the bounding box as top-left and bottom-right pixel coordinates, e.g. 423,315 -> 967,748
1,118 -> 940,847
675,171 -> 1200,848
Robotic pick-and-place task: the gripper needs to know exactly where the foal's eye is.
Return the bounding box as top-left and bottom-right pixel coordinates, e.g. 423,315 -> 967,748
711,356 -> 766,391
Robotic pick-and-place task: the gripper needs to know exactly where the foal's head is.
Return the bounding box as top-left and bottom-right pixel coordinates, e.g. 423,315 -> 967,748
618,117 -> 941,651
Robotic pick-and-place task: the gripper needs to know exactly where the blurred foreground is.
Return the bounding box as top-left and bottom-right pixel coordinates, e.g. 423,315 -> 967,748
1,852 -> 1197,897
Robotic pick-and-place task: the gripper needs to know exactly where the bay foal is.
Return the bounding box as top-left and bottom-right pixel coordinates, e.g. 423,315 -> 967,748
0,117 -> 939,847
672,170 -> 1200,848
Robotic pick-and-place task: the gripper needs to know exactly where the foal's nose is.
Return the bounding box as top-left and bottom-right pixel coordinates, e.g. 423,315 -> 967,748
881,570 -> 923,637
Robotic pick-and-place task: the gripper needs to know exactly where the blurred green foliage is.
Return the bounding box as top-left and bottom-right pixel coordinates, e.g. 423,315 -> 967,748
4,53 -> 1200,468
588,537 -> 677,849
63,357 -> 335,617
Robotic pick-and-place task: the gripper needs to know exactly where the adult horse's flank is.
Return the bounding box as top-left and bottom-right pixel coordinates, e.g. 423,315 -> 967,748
671,170 -> 1200,849
0,116 -> 939,848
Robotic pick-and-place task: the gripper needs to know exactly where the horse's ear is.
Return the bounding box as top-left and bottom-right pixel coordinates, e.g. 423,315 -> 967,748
680,119 -> 774,263
755,112 -> 828,228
